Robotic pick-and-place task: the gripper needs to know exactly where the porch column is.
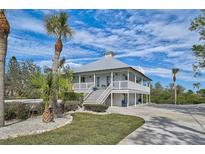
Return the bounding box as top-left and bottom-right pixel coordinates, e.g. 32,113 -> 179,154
146,94 -> 148,104
111,72 -> 113,88
141,78 -> 143,85
127,93 -> 129,108
134,93 -> 137,107
93,73 -> 96,87
135,74 -> 136,83
79,75 -> 81,89
111,92 -> 113,107
141,94 -> 143,104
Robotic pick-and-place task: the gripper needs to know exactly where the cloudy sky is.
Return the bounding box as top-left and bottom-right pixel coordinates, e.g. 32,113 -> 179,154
5,9 -> 205,90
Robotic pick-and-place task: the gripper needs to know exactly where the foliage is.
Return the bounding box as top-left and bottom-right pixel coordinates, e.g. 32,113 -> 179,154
5,103 -> 29,120
5,57 -> 40,99
151,82 -> 205,104
0,113 -> 144,145
84,104 -> 109,112
63,101 -> 80,112
62,92 -> 83,102
190,10 -> 205,76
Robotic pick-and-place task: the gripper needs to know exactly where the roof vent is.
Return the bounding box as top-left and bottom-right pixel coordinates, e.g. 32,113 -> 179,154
104,51 -> 115,58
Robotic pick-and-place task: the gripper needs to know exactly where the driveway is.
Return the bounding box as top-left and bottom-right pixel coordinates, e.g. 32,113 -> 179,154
108,104 -> 205,145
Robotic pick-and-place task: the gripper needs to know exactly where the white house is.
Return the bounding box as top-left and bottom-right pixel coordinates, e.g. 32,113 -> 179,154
72,51 -> 151,107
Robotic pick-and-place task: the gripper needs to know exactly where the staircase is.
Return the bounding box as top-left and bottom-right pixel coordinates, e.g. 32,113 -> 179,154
84,85 -> 112,104
84,89 -> 105,104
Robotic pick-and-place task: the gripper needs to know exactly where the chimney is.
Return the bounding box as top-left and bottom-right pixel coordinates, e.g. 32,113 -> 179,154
104,51 -> 115,58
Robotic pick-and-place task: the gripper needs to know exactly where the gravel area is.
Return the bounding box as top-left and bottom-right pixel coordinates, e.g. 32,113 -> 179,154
0,114 -> 72,140
108,104 -> 205,145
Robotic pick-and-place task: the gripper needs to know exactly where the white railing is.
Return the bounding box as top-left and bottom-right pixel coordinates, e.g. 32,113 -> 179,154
113,81 -> 150,93
73,82 -> 94,92
83,87 -> 94,101
96,85 -> 112,104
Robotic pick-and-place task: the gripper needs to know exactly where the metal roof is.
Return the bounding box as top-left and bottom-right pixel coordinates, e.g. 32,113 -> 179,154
73,55 -> 152,81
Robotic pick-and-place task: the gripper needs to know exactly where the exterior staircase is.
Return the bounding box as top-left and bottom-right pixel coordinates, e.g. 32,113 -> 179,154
84,85 -> 112,104
84,89 -> 105,104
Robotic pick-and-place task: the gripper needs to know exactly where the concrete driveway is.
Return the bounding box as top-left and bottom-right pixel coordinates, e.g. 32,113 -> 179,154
108,104 -> 205,145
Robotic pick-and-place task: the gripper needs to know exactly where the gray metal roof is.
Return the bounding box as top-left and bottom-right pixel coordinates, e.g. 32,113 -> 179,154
73,57 -> 129,73
73,55 -> 152,81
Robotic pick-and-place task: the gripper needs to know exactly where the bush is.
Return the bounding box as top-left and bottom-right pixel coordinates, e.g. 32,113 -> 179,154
84,104 -> 109,112
5,104 -> 17,120
64,101 -> 81,112
15,103 -> 29,120
5,102 -> 43,121
63,92 -> 84,103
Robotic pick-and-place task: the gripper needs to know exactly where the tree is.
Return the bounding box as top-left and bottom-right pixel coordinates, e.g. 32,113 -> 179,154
172,68 -> 179,105
5,56 -> 21,98
193,82 -> 201,92
190,10 -> 205,76
45,12 -> 73,113
0,10 -> 10,127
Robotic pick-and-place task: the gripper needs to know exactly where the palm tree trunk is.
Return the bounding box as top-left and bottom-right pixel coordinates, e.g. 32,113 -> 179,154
174,81 -> 177,105
49,39 -> 62,114
0,35 -> 7,127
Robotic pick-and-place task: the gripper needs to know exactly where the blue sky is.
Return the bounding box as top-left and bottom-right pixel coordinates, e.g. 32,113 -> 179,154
5,9 -> 205,90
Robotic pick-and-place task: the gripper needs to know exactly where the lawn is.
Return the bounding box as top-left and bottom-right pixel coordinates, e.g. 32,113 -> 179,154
0,112 -> 144,145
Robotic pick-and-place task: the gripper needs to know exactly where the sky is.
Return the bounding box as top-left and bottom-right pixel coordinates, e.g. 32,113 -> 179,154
5,9 -> 205,90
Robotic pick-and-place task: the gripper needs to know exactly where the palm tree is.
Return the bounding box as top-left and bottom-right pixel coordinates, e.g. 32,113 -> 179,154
0,10 -> 10,127
172,68 -> 179,105
45,12 -> 73,113
193,82 -> 201,92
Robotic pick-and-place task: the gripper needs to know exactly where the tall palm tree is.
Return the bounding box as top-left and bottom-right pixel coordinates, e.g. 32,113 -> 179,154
45,12 -> 73,113
172,68 -> 179,105
0,10 -> 10,127
193,82 -> 201,92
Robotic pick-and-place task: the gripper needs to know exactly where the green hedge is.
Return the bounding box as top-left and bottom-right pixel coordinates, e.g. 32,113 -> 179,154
63,101 -> 81,112
63,92 -> 84,103
5,103 -> 43,120
84,104 -> 109,112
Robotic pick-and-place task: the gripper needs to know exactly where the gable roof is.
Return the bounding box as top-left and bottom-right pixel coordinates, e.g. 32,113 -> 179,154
73,56 -> 152,81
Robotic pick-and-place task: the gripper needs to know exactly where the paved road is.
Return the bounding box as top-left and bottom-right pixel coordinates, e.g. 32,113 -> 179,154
108,104 -> 205,145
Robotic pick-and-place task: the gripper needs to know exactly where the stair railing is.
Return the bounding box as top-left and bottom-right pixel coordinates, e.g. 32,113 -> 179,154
83,87 -> 94,101
96,85 -> 112,104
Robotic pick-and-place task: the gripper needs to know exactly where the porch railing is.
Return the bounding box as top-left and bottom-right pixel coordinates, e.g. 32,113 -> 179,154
73,82 -> 94,92
113,81 -> 150,93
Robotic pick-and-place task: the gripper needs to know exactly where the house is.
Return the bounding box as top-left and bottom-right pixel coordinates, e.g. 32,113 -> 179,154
72,51 -> 151,107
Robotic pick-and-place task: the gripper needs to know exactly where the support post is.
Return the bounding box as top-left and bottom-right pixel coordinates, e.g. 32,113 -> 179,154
111,92 -> 113,107
134,93 -> 137,107
141,94 -> 143,104
127,93 -> 129,108
79,75 -> 81,89
111,72 -> 113,88
135,74 -> 136,83
127,70 -> 130,81
94,73 -> 96,87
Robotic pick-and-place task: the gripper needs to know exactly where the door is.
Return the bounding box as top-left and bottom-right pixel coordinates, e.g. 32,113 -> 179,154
97,77 -> 100,87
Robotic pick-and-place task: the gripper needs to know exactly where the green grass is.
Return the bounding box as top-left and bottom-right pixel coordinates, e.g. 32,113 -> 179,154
0,112 -> 144,145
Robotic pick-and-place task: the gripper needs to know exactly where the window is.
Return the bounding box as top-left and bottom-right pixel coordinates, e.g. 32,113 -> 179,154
81,76 -> 85,83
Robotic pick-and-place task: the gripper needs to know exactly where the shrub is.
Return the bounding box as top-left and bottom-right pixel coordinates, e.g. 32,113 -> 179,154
15,103 -> 30,120
63,92 -> 84,103
64,101 -> 81,112
5,104 -> 17,120
5,103 -> 30,120
84,104 -> 109,112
